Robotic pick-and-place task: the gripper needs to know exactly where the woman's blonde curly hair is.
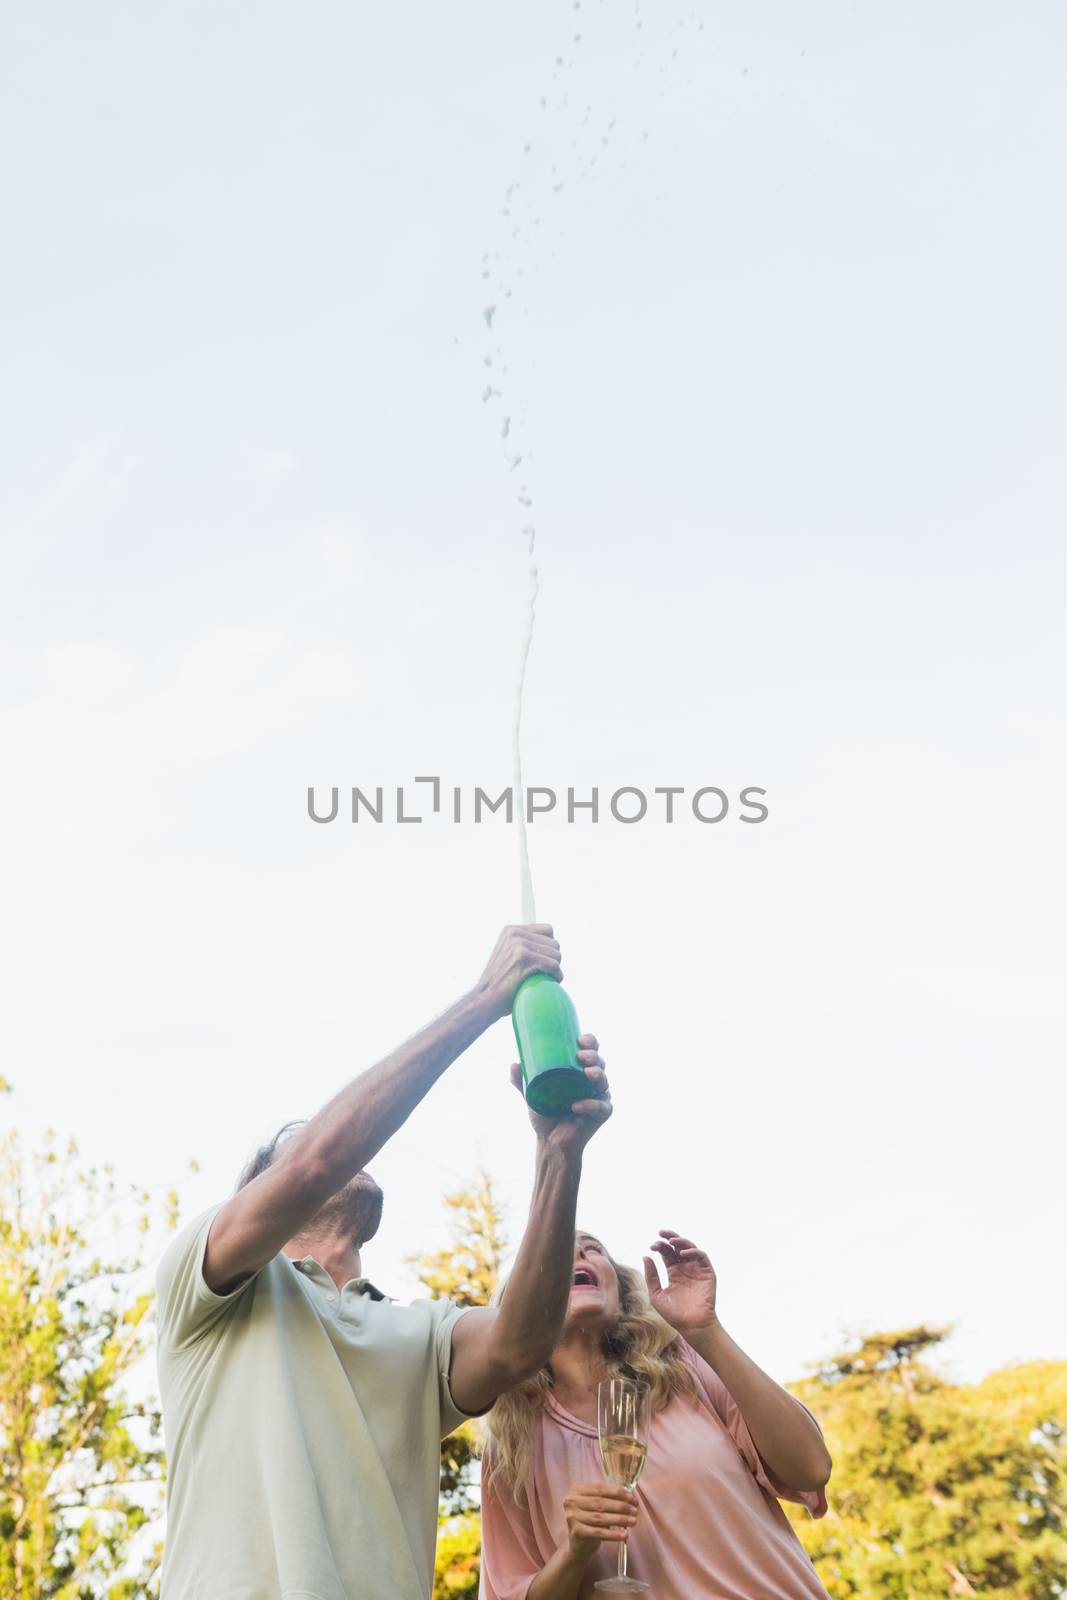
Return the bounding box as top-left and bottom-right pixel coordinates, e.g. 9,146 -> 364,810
481,1241 -> 697,1496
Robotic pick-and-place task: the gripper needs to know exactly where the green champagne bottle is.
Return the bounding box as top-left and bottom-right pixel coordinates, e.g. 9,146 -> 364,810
512,973 -> 588,1116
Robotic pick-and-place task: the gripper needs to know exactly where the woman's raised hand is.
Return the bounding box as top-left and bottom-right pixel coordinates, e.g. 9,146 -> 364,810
562,1482 -> 638,1561
643,1229 -> 718,1334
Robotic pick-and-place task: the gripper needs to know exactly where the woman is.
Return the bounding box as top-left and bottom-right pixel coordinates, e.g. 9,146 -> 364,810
480,1229 -> 832,1600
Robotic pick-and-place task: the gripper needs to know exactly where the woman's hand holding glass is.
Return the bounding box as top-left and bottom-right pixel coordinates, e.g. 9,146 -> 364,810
562,1483 -> 638,1563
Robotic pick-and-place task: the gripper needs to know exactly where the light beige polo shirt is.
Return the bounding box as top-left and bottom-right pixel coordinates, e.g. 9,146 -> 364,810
155,1204 -> 473,1600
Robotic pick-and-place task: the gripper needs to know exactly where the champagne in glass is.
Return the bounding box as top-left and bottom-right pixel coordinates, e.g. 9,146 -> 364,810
594,1378 -> 651,1595
599,1435 -> 648,1491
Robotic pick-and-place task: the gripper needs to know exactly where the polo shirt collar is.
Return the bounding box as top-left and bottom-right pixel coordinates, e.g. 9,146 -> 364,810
288,1255 -> 389,1301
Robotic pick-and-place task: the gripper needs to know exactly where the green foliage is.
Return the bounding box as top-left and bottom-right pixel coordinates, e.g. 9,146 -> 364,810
409,1169 -> 509,1311
786,1326 -> 1067,1599
432,1513 -> 481,1599
0,1121 -> 179,1599
408,1171 -> 509,1594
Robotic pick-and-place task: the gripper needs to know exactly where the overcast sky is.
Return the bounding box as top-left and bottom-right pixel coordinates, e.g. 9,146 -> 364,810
2,0 -> 1065,1389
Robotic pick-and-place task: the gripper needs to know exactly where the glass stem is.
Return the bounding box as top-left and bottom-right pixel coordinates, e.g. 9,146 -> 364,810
618,1538 -> 628,1579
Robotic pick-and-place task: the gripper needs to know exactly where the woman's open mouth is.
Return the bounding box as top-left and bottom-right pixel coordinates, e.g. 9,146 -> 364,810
572,1266 -> 598,1288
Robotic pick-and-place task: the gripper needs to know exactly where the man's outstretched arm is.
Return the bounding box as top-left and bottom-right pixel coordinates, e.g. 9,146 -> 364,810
203,925 -> 562,1293
448,1038 -> 612,1414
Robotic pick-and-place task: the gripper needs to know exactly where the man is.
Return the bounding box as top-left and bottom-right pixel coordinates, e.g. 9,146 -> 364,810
155,925 -> 611,1600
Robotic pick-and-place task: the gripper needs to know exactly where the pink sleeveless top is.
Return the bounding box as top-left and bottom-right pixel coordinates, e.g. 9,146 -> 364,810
479,1341 -> 830,1600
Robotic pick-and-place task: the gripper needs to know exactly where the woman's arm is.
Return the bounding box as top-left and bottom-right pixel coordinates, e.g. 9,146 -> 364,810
686,1320 -> 831,1491
644,1229 -> 831,1492
526,1484 -> 637,1600
526,1543 -> 590,1600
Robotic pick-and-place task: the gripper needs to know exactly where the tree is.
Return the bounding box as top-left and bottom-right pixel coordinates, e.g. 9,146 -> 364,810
432,1515 -> 482,1600
0,1104 -> 179,1599
409,1170 -> 509,1599
786,1326 -> 1067,1600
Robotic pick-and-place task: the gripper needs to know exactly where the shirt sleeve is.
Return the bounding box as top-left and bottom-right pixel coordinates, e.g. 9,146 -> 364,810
478,1451 -> 542,1600
681,1338 -> 828,1518
429,1300 -> 492,1439
154,1203 -> 257,1351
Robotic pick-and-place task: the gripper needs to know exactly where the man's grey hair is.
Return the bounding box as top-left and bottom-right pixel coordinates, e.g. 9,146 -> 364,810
235,1120 -> 307,1192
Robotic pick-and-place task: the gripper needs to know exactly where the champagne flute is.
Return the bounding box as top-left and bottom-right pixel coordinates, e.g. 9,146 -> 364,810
593,1377 -> 651,1594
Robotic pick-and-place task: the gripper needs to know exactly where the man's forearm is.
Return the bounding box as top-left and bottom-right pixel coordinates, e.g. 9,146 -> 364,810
493,1139 -> 583,1375
447,1035 -> 609,1414
688,1322 -> 831,1489
294,989 -> 492,1194
205,989 -> 497,1294
205,926 -> 565,1294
